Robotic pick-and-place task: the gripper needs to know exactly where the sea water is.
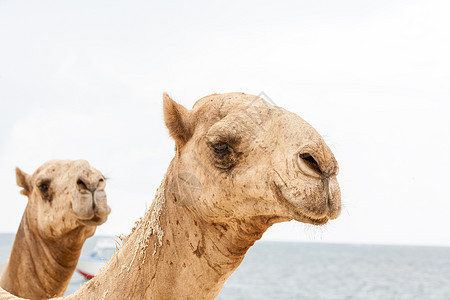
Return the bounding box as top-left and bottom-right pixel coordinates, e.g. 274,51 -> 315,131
0,233 -> 449,299
217,242 -> 450,300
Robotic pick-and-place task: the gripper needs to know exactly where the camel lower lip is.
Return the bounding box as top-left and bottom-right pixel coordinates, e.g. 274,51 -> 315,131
270,182 -> 329,225
78,216 -> 105,226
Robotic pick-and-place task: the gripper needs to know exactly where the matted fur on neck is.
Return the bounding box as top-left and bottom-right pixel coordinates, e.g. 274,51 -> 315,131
120,179 -> 167,270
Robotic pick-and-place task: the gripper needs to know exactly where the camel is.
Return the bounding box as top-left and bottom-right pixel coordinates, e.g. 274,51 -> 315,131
0,160 -> 111,299
0,92 -> 340,300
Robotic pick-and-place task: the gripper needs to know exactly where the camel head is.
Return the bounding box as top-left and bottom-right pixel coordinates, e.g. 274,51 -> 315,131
16,160 -> 111,239
163,92 -> 340,228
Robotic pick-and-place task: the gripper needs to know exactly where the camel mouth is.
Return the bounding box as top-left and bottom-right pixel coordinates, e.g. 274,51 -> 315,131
77,215 -> 107,226
270,182 -> 329,226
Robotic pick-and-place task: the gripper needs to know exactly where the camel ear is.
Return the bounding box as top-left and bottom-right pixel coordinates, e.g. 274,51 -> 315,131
16,167 -> 31,197
163,93 -> 193,147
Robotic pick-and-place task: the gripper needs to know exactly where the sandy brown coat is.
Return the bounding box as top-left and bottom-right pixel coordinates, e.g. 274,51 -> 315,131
0,93 -> 340,299
0,160 -> 110,299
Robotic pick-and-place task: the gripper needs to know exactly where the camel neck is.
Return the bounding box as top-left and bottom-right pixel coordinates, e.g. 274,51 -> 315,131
0,207 -> 86,299
144,191 -> 270,299
69,179 -> 270,300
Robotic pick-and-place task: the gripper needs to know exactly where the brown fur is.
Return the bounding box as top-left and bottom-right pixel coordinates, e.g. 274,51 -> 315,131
163,93 -> 193,148
0,93 -> 340,300
0,160 -> 111,299
15,169 -> 31,197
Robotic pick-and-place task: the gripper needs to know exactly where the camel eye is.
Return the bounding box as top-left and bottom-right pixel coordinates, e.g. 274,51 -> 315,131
212,142 -> 230,154
39,184 -> 49,193
207,140 -> 240,170
37,180 -> 52,202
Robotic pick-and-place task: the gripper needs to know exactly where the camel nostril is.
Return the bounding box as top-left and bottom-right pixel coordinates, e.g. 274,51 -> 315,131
299,153 -> 322,175
77,179 -> 88,190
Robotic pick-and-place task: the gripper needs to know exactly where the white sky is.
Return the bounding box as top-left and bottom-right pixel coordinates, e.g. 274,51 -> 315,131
0,0 -> 449,246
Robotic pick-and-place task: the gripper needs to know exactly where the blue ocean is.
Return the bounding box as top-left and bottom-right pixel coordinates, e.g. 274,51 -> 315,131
0,234 -> 449,299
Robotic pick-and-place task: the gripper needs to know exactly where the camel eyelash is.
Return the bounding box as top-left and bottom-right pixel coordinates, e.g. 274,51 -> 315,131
207,133 -> 240,149
209,142 -> 233,154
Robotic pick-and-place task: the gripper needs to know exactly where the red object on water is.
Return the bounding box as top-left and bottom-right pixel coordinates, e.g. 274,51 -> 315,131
76,269 -> 94,279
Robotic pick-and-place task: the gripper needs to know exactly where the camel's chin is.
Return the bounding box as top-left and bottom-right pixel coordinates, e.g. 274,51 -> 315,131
270,182 -> 330,226
291,211 -> 329,225
77,215 -> 107,227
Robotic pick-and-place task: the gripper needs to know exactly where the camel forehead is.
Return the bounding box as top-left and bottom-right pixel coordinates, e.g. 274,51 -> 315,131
192,93 -> 317,137
192,93 -> 275,116
32,160 -> 99,180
